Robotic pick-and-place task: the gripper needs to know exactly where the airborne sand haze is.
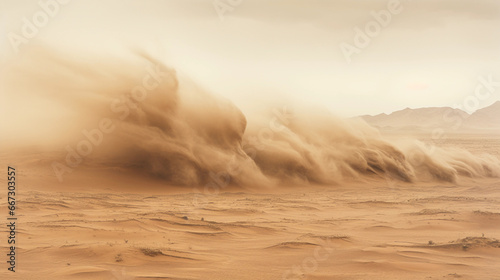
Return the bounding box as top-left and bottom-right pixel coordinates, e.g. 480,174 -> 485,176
1,1 -> 500,280
3,47 -> 499,187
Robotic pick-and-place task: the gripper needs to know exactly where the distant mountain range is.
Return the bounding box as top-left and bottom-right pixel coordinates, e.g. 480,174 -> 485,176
357,101 -> 500,132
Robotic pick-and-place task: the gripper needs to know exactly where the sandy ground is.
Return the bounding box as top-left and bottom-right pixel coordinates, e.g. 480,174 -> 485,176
1,134 -> 500,280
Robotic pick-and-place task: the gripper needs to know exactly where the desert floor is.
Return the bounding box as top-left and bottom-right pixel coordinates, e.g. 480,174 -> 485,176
1,133 -> 500,280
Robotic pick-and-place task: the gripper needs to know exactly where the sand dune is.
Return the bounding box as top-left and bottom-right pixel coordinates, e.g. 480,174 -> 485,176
2,161 -> 499,279
1,134 -> 499,279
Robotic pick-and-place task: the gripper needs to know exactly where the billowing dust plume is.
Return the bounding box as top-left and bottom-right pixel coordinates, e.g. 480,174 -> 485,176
2,47 -> 499,187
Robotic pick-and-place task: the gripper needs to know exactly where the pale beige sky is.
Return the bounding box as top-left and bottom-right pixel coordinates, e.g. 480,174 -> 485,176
1,0 -> 499,116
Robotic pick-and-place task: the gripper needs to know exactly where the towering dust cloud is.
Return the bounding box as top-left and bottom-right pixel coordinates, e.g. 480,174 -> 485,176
4,47 -> 500,186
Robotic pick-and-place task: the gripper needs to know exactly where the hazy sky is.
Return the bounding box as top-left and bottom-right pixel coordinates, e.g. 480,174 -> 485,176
1,0 -> 500,116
